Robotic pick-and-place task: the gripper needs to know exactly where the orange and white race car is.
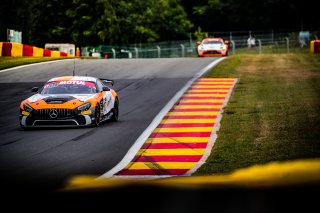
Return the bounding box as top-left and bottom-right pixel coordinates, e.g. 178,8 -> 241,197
20,76 -> 119,128
196,38 -> 229,57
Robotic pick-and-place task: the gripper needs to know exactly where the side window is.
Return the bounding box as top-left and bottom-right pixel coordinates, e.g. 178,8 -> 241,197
96,80 -> 104,92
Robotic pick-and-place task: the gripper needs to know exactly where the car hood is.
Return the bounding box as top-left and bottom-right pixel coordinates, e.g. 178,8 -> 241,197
202,44 -> 223,49
27,94 -> 96,104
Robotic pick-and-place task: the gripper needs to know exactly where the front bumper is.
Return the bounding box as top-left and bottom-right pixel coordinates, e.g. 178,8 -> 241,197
198,49 -> 227,57
20,108 -> 96,128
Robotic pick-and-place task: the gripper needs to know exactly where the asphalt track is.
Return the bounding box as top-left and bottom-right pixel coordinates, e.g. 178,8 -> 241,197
0,57 -> 219,192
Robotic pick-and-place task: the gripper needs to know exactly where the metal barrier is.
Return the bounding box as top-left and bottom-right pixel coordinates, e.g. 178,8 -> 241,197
81,31 -> 314,58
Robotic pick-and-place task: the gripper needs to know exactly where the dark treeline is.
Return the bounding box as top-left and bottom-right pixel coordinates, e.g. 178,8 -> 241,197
0,0 -> 318,47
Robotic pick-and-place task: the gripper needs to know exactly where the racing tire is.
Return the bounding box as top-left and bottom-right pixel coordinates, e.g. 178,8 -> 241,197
111,99 -> 119,122
94,105 -> 101,126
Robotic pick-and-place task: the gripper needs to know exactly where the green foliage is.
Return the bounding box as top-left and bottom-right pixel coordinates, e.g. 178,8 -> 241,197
97,0 -> 193,44
194,27 -> 208,41
3,0 -> 192,46
3,0 -> 316,47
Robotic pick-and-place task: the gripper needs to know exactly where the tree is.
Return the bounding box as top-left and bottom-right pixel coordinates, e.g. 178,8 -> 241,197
30,0 -> 73,47
67,0 -> 101,46
0,0 -> 36,44
194,27 -> 207,41
97,0 -> 193,44
182,0 -> 319,32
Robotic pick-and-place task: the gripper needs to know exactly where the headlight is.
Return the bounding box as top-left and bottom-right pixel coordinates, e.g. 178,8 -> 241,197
77,102 -> 91,111
23,103 -> 33,112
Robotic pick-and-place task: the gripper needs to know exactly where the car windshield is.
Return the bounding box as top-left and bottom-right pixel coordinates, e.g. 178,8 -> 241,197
40,81 -> 97,94
203,40 -> 223,45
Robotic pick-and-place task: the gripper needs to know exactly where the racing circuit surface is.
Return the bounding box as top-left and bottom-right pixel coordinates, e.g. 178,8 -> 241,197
0,58 -> 220,192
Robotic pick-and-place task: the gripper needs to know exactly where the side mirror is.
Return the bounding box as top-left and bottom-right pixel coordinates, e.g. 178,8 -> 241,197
196,41 -> 201,45
31,87 -> 39,92
102,86 -> 110,91
100,79 -> 114,86
224,40 -> 229,44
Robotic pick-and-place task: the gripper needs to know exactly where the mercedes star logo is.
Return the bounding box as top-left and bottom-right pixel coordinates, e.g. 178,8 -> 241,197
49,109 -> 58,119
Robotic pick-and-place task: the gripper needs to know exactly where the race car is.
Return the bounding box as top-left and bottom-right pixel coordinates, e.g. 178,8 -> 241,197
196,38 -> 229,57
19,76 -> 119,128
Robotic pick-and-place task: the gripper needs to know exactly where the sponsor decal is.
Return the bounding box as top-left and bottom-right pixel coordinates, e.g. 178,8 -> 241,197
44,81 -> 96,89
44,82 -> 58,89
59,81 -> 85,85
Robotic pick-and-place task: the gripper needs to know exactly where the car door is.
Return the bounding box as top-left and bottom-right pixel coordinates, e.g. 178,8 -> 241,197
96,79 -> 113,116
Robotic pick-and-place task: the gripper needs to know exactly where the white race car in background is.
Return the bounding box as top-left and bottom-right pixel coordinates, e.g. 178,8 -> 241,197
197,38 -> 229,57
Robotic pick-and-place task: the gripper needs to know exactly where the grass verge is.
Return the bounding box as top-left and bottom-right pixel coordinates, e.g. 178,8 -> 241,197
0,56 -> 72,70
194,53 -> 320,175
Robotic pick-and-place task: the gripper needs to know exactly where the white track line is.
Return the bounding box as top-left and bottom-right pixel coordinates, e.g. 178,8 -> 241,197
100,57 -> 226,178
0,59 -> 75,73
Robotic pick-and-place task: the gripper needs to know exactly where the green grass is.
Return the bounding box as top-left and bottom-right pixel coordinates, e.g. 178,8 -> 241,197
230,46 -> 310,55
195,53 -> 320,175
0,56 -> 70,70
0,56 -> 106,70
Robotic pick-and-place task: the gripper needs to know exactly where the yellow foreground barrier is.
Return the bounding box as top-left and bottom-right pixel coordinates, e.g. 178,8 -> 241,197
63,158 -> 320,191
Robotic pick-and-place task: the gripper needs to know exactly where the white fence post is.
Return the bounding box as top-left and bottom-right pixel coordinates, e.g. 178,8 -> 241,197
231,40 -> 235,55
258,39 -> 262,54
111,48 -> 116,58
134,47 -> 139,58
157,46 -> 161,58
285,37 -> 290,53
180,44 -> 185,57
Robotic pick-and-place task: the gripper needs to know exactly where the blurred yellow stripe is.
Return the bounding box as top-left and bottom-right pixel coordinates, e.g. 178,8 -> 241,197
64,158 -> 320,191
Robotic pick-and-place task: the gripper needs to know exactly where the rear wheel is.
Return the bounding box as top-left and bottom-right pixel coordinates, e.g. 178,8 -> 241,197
111,99 -> 119,122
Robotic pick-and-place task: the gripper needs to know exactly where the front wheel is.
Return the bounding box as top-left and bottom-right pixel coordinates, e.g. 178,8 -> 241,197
111,99 -> 119,122
94,105 -> 101,126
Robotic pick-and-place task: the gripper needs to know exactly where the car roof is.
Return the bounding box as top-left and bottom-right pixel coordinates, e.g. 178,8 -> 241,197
48,76 -> 98,83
